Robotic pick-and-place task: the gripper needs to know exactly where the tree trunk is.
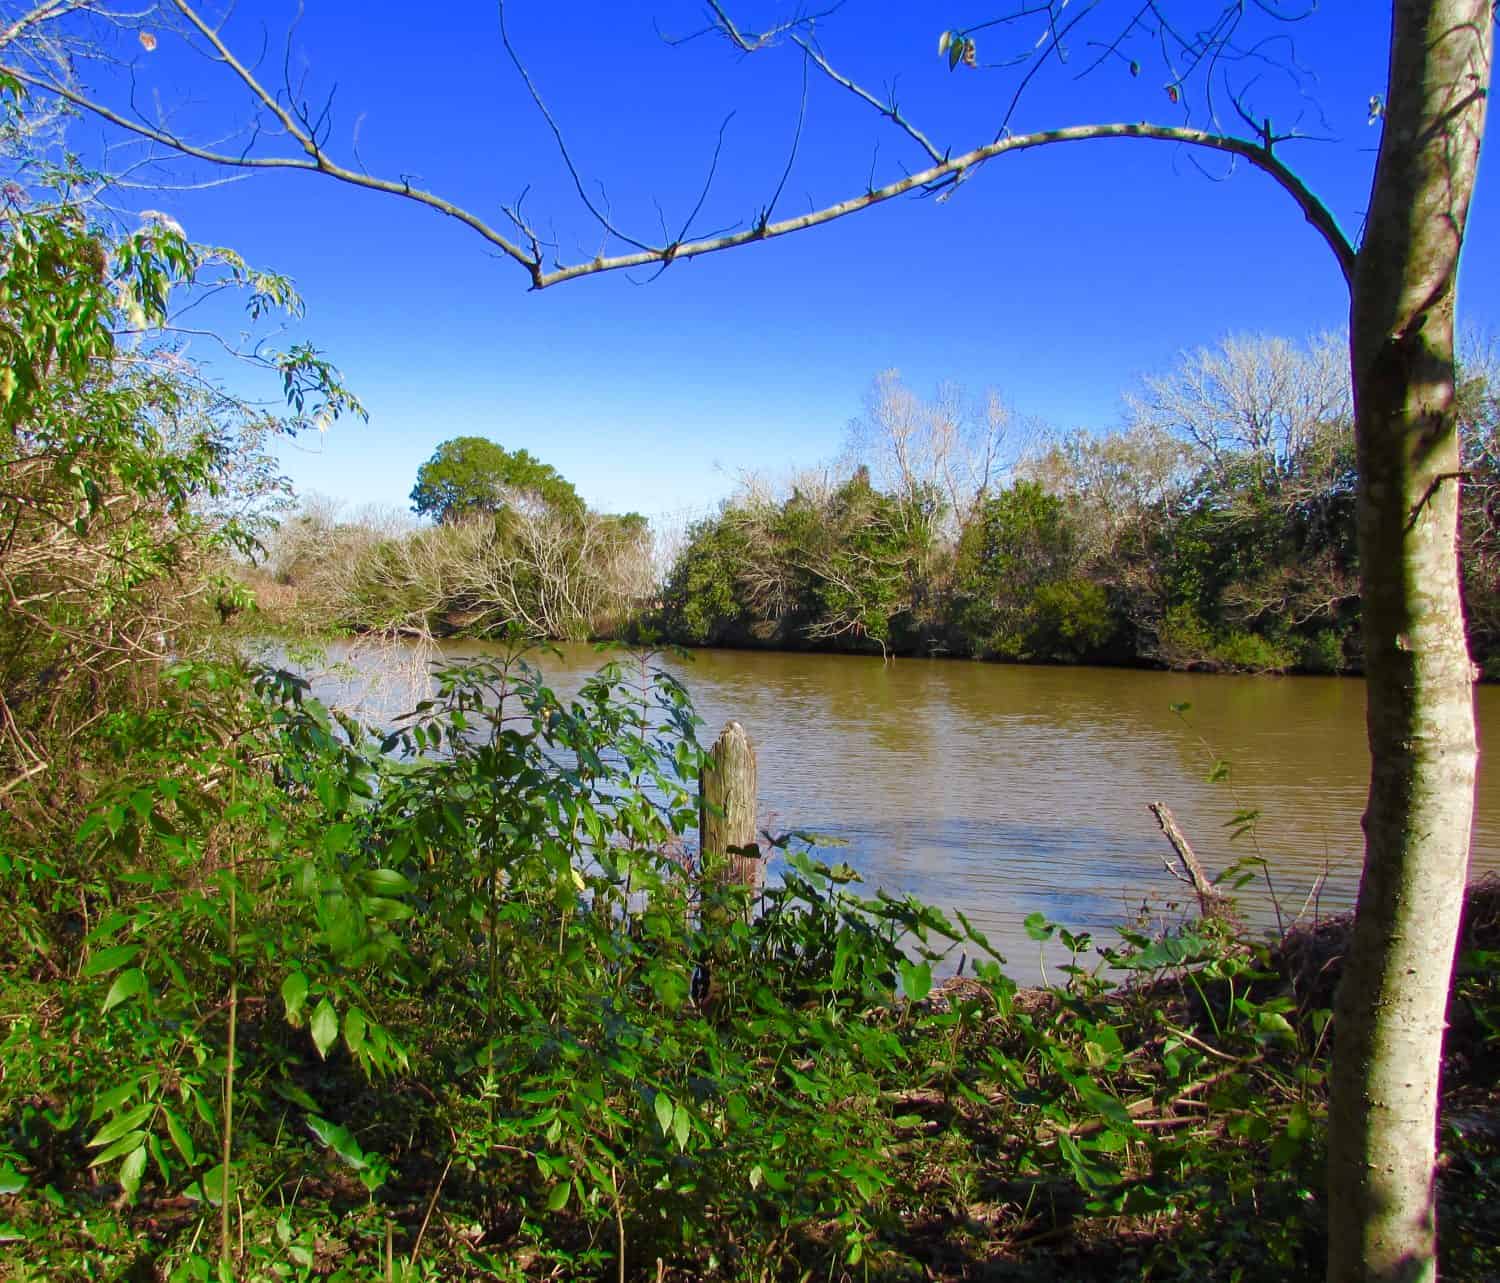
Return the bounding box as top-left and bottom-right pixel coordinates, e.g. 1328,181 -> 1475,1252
1329,4 -> 1491,1281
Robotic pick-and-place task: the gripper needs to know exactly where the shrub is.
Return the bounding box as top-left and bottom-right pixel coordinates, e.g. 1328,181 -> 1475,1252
1299,628 -> 1347,674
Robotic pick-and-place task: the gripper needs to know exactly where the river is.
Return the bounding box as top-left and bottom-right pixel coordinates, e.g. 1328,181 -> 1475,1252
285,638 -> 1500,985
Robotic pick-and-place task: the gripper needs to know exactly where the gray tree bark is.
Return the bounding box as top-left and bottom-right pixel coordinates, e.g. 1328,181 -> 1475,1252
1329,4 -> 1492,1281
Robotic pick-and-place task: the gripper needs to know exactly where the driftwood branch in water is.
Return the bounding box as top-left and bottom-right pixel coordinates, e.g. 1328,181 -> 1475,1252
1149,802 -> 1224,918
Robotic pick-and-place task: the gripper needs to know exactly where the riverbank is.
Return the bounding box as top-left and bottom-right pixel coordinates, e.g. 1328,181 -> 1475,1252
235,568 -> 1500,685
5,635 -> 1498,1280
230,634 -> 1500,990
236,575 -> 1362,679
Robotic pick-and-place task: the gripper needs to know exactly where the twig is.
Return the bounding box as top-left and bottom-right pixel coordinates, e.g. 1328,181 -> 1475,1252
0,758 -> 49,795
409,1155 -> 452,1264
612,1165 -> 626,1283
789,34 -> 944,165
1164,1024 -> 1242,1063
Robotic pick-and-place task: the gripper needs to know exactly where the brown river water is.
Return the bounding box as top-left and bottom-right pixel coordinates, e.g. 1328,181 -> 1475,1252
282,639 -> 1500,985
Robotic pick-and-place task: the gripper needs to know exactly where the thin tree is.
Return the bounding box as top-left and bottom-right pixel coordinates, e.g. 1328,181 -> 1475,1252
2,3 -> 1491,1278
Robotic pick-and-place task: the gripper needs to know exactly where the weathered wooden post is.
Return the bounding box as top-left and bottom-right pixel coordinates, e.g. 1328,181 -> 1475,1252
699,719 -> 759,907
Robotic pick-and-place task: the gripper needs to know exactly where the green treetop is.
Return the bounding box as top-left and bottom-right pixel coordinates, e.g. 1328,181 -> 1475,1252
409,436 -> 584,524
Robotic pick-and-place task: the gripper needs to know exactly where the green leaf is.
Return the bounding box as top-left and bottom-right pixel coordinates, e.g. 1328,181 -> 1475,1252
938,30 -> 952,56
899,959 -> 932,1003
103,967 -> 148,1012
1024,912 -> 1056,942
89,1131 -> 148,1167
82,944 -> 140,978
164,1108 -> 198,1165
272,1082 -> 319,1113
365,897 -> 413,922
191,1089 -> 217,1130
118,1145 -> 147,1200
306,1116 -> 368,1169
672,1105 -> 690,1152
91,1081 -> 136,1118
1257,1010 -> 1295,1039
319,821 -> 355,855
359,868 -> 413,896
281,971 -> 309,1023
343,1006 -> 367,1055
546,1181 -> 570,1211
198,1163 -> 227,1207
310,998 -> 338,1059
653,1091 -> 674,1139
1286,1101 -> 1312,1141
88,1102 -> 154,1149
0,1162 -> 27,1195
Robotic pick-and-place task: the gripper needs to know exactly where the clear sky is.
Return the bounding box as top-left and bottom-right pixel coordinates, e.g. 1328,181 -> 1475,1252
89,1 -> 1497,521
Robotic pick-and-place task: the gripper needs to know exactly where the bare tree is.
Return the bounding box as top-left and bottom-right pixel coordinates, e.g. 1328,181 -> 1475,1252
1024,422 -> 1192,556
1458,334 -> 1500,658
269,504 -> 652,641
843,371 -> 1017,533
1127,332 -> 1353,492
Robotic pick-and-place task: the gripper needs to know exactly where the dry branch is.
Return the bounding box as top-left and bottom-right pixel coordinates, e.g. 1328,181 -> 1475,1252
1148,801 -> 1224,917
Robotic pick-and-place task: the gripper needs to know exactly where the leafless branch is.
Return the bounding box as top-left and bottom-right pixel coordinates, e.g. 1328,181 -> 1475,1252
760,45 -> 809,228
790,33 -> 944,165
1,0 -> 1359,295
494,0 -> 657,257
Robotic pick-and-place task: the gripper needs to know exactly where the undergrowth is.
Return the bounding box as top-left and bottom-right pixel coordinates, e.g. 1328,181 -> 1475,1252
1,648 -> 1496,1282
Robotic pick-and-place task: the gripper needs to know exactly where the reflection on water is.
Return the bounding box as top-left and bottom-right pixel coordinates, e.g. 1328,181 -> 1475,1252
280,638 -> 1500,985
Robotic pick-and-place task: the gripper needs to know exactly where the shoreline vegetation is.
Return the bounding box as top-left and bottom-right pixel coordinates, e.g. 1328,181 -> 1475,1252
5,639 -> 1498,1283
236,346 -> 1500,680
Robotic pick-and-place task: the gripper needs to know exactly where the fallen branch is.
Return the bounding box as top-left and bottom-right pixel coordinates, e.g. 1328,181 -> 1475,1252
1149,801 -> 1225,918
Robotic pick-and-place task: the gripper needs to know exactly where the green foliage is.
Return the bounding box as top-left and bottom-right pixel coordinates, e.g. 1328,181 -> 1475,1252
658,516 -> 752,645
0,650 -> 956,1277
0,74 -> 1489,1283
409,436 -> 584,525
647,336 -> 1390,676
8,636 -> 1500,1278
1156,605 -> 1300,674
1211,628 -> 1298,674
659,471 -> 939,654
1299,628 -> 1346,675
0,120 -> 362,821
953,481 -> 1111,661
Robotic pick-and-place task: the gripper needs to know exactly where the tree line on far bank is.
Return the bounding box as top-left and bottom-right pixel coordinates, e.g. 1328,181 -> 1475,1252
255,435 -> 653,641
256,333 -> 1500,677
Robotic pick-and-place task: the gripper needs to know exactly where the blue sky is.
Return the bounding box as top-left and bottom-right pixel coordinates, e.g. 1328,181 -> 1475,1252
103,1 -> 1496,520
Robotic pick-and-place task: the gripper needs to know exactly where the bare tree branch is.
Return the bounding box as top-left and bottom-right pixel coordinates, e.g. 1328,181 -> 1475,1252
789,33 -> 944,166
0,1 -> 1358,291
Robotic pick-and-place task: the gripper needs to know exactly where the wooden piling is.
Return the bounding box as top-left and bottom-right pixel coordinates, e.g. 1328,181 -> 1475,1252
699,719 -> 760,900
